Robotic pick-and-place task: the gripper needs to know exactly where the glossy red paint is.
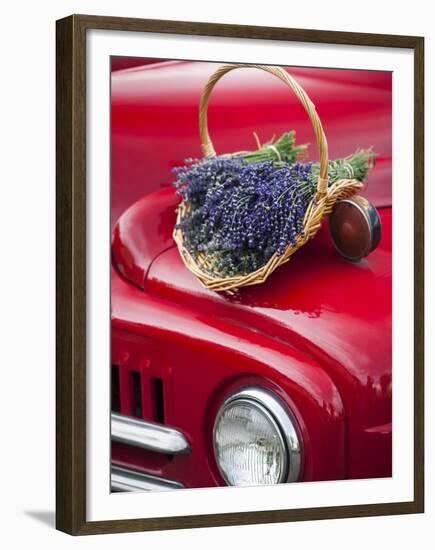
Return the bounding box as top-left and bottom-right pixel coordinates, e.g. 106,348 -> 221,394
111,61 -> 391,225
145,204 -> 392,480
111,187 -> 176,288
112,271 -> 346,485
111,56 -> 162,71
111,60 -> 392,487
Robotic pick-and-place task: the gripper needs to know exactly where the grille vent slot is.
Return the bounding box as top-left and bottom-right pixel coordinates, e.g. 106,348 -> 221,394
131,371 -> 143,418
152,377 -> 165,424
111,365 -> 121,413
111,355 -> 168,424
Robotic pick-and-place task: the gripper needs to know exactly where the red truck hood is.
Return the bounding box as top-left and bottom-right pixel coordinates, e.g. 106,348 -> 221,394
111,60 -> 392,438
112,185 -> 391,400
146,205 -> 391,397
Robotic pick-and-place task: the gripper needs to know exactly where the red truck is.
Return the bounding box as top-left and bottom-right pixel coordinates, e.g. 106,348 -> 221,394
110,59 -> 392,492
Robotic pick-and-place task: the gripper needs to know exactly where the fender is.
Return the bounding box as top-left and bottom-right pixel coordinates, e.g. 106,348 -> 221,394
112,269 -> 346,484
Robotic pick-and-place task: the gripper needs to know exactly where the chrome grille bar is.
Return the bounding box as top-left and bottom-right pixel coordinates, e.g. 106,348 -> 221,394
111,413 -> 190,454
111,465 -> 185,492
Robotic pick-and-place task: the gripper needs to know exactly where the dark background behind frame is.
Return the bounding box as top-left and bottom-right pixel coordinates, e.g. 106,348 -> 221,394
56,14 -> 424,536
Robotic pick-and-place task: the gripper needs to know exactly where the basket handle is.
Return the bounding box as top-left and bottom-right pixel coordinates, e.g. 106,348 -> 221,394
199,64 -> 329,199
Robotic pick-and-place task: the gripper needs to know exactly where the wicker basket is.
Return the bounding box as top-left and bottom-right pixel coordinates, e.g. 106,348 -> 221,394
173,64 -> 363,292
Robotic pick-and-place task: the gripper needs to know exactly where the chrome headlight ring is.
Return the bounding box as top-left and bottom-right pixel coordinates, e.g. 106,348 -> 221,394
213,387 -> 302,486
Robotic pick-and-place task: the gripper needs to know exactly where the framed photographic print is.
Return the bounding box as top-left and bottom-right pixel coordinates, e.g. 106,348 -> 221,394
56,14 -> 424,535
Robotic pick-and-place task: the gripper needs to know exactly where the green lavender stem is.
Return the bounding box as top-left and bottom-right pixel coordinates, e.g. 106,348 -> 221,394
310,148 -> 376,186
235,131 -> 308,164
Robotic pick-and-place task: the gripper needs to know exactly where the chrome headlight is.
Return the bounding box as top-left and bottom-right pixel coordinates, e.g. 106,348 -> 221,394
213,387 -> 302,486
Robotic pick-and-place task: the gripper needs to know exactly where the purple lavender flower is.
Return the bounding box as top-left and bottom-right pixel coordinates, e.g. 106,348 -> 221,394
173,147 -> 374,278
174,157 -> 316,276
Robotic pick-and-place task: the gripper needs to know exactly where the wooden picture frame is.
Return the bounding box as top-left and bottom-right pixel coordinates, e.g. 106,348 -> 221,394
56,14 -> 424,535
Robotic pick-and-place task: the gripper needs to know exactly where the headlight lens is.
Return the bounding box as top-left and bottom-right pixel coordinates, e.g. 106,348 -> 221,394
213,388 -> 301,486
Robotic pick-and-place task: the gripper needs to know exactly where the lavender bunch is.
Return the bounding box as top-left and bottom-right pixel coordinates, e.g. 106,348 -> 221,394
239,131 -> 307,164
174,140 -> 375,278
175,158 -> 315,275
310,148 -> 375,187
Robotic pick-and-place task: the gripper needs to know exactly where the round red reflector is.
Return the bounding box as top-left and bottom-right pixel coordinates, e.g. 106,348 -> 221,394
329,196 -> 381,261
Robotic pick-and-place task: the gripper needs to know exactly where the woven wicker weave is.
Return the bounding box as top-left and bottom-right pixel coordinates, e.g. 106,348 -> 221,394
173,64 -> 363,292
